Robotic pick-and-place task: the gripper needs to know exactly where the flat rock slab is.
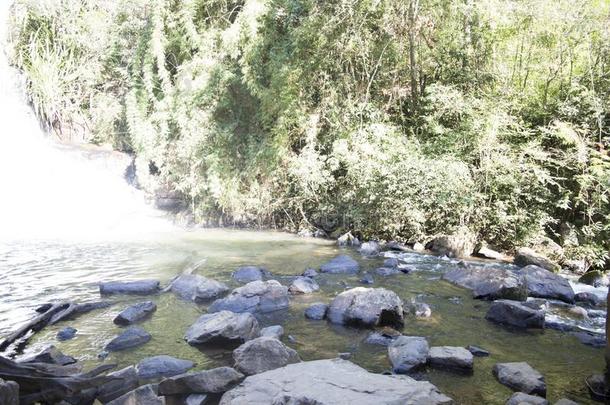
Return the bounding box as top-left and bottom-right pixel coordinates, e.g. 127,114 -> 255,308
493,362 -> 546,397
0,378 -> 18,405
328,287 -> 404,328
506,392 -> 548,405
320,255 -> 360,274
97,366 -> 139,403
107,384 -> 164,405
485,300 -> 545,329
114,301 -> 157,325
519,265 -> 574,304
289,276 -> 320,294
219,359 -> 452,405
105,327 -> 151,351
388,336 -> 429,373
442,266 -> 525,300
232,266 -> 269,283
428,346 -> 473,371
305,303 -> 328,320
260,325 -> 284,339
171,274 -> 229,301
100,280 -> 160,295
208,280 -> 289,314
158,367 -> 244,395
233,336 -> 300,376
185,310 -> 260,346
137,355 -> 195,379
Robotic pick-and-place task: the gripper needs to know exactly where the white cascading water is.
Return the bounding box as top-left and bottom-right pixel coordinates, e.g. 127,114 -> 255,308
0,2 -> 172,242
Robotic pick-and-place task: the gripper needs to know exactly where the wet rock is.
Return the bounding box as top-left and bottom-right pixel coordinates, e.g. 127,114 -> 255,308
506,392 -> 548,405
171,274 -> 229,302
578,270 -> 609,287
575,292 -> 606,307
365,327 -> 402,346
57,327 -> 77,341
97,366 -> 139,403
208,280 -> 289,314
383,258 -> 399,268
573,331 -> 606,348
114,301 -> 157,325
219,358 -> 452,405
288,276 -> 320,294
100,280 -> 160,295
426,230 -> 476,258
375,267 -> 402,276
233,337 -> 300,376
158,367 -> 244,395
337,231 -> 360,247
105,327 -> 151,351
20,345 -> 76,365
442,266 -> 526,300
302,268 -> 318,278
466,345 -> 490,357
0,378 -> 18,405
232,266 -> 269,283
260,325 -> 284,339
328,287 -> 404,328
359,273 -> 374,285
137,355 -> 195,379
388,336 -> 429,373
544,317 -> 578,333
185,310 -> 260,346
304,303 -> 328,320
320,255 -> 360,274
493,362 -> 546,397
186,394 -> 209,405
514,248 -> 560,272
523,298 -> 549,311
359,241 -> 381,256
567,305 -> 589,319
485,300 -> 545,329
107,384 -> 164,405
519,265 -> 575,304
428,346 -> 473,371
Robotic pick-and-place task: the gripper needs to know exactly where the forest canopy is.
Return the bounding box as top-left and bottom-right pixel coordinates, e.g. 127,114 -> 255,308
7,0 -> 610,268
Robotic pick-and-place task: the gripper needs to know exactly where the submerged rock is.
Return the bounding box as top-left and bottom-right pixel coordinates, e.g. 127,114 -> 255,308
171,274 -> 229,301
136,355 -> 194,379
359,241 -> 381,257
158,367 -> 244,395
388,336 -> 429,373
232,266 -> 269,283
328,287 -> 404,328
113,301 -> 157,325
57,326 -> 77,341
383,258 -> 399,268
365,327 -> 402,346
359,273 -> 374,285
106,384 -> 163,405
0,379 -> 19,405
288,276 -> 320,294
442,266 -> 525,300
208,280 -> 289,314
320,255 -> 360,274
99,280 -> 160,295
573,331 -> 606,348
105,327 -> 151,351
219,359 -> 452,404
514,248 -> 560,272
485,300 -> 545,329
97,366 -> 139,403
302,268 -> 318,278
428,346 -> 473,371
185,310 -> 260,346
20,345 -> 76,365
305,303 -> 328,320
233,337 -> 300,376
493,362 -> 546,397
506,392 -> 548,405
374,267 -> 402,276
519,265 -> 574,303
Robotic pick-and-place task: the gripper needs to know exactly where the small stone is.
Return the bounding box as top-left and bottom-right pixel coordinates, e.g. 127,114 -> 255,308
233,337 -> 300,376
288,277 -> 320,294
428,346 -> 473,371
320,255 -> 360,274
260,325 -> 284,340
466,345 -> 490,357
114,301 -> 157,325
305,303 -> 328,320
375,267 -> 402,276
359,241 -> 381,257
338,352 -> 351,360
359,273 -> 374,285
383,258 -> 399,268
388,336 -> 429,373
57,327 -> 77,341
413,303 -> 432,318
302,268 -> 318,278
493,362 -> 546,397
105,327 -> 151,351
365,328 -> 402,346
337,232 -> 360,247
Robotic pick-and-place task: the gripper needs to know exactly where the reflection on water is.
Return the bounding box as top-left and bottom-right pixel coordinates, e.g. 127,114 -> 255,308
0,230 -> 605,404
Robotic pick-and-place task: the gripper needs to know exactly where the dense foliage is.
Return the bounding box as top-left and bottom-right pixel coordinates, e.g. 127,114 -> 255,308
7,0 -> 610,268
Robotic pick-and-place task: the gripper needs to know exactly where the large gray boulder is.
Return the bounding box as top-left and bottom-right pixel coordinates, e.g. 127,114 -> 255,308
100,280 -> 160,295
114,301 -> 157,325
426,230 -> 476,258
208,280 -> 289,314
107,384 -> 164,405
105,327 -> 151,351
359,241 -> 381,256
328,287 -> 404,328
171,274 -> 229,301
514,248 -> 560,272
506,392 -> 548,405
320,255 -> 360,274
185,311 -> 260,346
219,359 -> 452,404
232,266 -> 269,283
97,366 -> 139,403
485,300 -> 545,328
158,367 -> 245,395
493,362 -> 546,397
428,346 -> 473,371
388,336 -> 429,373
136,355 -> 195,379
519,265 -> 574,304
0,379 -> 18,405
233,337 -> 300,376
288,277 -> 320,294
442,266 -> 526,300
